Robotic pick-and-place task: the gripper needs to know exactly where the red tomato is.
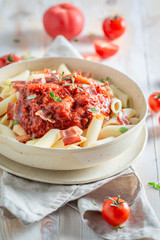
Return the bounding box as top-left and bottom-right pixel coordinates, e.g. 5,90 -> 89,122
94,40 -> 119,59
102,16 -> 126,40
148,92 -> 160,113
0,54 -> 21,68
43,3 -> 84,40
82,54 -> 101,62
102,196 -> 130,226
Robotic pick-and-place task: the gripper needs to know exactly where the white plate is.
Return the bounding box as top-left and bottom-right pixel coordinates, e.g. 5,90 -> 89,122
0,126 -> 147,184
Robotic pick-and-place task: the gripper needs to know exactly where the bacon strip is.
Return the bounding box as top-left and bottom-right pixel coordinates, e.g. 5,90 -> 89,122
35,109 -> 55,123
16,134 -> 30,143
60,126 -> 81,146
7,103 -> 15,120
117,110 -> 131,125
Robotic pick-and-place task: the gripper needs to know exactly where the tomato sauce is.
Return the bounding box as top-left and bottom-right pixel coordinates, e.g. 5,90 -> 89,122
8,71 -> 112,138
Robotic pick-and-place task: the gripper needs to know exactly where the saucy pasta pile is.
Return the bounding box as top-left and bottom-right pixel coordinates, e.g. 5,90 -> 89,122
0,64 -> 139,149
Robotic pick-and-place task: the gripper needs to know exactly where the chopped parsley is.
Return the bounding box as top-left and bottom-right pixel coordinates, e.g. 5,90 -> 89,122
61,71 -> 64,77
78,87 -> 84,91
148,182 -> 160,190
30,137 -> 36,140
91,199 -> 97,206
119,127 -> 128,133
63,84 -> 70,87
27,95 -> 36,100
13,120 -> 19,126
53,74 -> 59,80
9,83 -> 13,88
50,92 -> 63,102
100,76 -> 109,83
88,107 -> 97,112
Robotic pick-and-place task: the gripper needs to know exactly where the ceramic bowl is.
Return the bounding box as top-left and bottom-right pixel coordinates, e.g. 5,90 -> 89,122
0,57 -> 147,170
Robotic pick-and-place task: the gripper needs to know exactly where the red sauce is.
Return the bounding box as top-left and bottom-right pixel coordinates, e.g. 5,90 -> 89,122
8,71 -> 112,138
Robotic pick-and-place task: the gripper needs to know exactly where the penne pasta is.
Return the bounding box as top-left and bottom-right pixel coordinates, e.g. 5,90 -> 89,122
13,124 -> 27,136
83,115 -> 104,147
130,117 -> 139,124
87,137 -> 115,147
52,136 -> 86,149
57,63 -> 71,75
110,84 -> 131,108
103,118 -> 120,127
0,114 -> 13,128
26,139 -> 39,146
11,70 -> 30,81
34,129 -> 61,148
122,108 -> 136,119
98,125 -> 134,139
0,124 -> 15,139
111,97 -> 122,114
0,94 -> 17,116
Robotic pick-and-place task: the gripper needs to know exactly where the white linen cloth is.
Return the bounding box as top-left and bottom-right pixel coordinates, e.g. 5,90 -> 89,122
0,35 -> 160,240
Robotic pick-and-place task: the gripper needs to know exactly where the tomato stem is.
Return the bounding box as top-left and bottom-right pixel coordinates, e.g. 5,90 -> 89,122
107,195 -> 125,208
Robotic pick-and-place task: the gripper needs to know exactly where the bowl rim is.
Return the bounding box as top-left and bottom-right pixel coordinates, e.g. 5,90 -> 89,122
0,57 -> 148,152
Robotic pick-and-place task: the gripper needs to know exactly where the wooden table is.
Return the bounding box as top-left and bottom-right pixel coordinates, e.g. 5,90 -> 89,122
0,0 -> 160,239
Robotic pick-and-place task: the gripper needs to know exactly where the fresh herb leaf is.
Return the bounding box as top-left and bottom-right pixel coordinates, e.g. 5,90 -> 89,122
30,137 -> 36,140
74,39 -> 78,42
50,92 -> 55,99
50,92 -> 62,102
78,87 -> 84,91
53,74 -> 59,80
62,74 -> 75,81
61,71 -> 64,77
88,107 -> 97,112
27,95 -> 36,100
112,225 -> 125,231
63,84 -> 70,87
148,182 -> 160,190
71,77 -> 75,84
91,199 -> 97,206
13,38 -> 20,43
7,55 -> 14,62
119,127 -> 128,133
9,83 -> 13,88
82,84 -> 90,88
13,120 -> 19,126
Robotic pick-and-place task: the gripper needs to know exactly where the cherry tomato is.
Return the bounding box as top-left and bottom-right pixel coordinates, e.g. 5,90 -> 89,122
102,16 -> 126,40
148,92 -> 160,113
43,3 -> 84,40
82,54 -> 101,62
0,54 -> 21,68
102,196 -> 130,226
94,40 -> 119,59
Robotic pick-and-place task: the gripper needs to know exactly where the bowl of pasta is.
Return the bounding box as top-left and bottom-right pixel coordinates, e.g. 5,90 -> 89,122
0,57 -> 147,170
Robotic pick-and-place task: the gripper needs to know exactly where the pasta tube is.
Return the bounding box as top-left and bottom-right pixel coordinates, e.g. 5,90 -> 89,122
110,84 -> 131,108
52,136 -> 86,149
99,125 -> 134,139
83,115 -> 104,147
0,124 -> 15,139
111,97 -> 122,114
0,94 -> 17,116
57,64 -> 71,75
34,129 -> 61,148
13,124 -> 27,136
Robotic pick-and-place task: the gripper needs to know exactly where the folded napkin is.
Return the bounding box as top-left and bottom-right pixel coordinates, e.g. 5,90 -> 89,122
0,36 -> 160,240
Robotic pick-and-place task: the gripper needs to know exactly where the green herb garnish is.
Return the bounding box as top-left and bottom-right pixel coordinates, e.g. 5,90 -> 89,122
88,107 -> 97,112
91,199 -> 97,206
78,87 -> 84,91
112,225 -> 125,231
50,92 -> 63,102
100,76 -> 109,84
148,182 -> 160,190
9,83 -> 13,88
63,84 -> 70,87
27,95 -> 36,100
82,84 -> 90,88
61,71 -> 64,77
30,137 -> 36,140
13,120 -> 19,126
119,127 -> 128,133
53,74 -> 59,80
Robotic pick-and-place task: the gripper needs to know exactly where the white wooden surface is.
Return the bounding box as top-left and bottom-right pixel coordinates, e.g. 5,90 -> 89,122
0,0 -> 160,239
